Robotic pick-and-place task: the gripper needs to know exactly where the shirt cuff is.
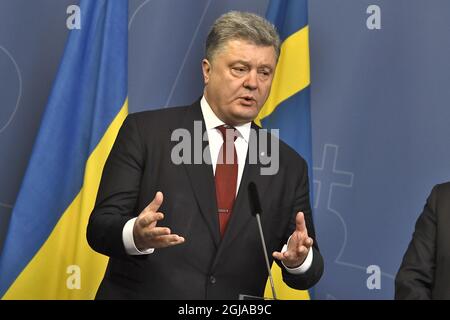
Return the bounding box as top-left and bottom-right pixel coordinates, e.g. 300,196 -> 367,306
281,239 -> 313,274
122,217 -> 155,255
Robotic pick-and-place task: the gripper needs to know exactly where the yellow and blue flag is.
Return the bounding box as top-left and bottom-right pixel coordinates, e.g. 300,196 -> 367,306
260,0 -> 313,300
0,0 -> 128,299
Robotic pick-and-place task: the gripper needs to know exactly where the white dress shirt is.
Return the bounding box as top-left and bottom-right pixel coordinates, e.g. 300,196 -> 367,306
122,96 -> 312,274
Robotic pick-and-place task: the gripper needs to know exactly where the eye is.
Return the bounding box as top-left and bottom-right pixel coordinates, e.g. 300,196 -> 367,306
258,69 -> 272,80
231,65 -> 248,76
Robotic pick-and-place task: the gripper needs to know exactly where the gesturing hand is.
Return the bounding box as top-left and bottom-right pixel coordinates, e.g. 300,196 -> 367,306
272,212 -> 313,268
133,191 -> 185,251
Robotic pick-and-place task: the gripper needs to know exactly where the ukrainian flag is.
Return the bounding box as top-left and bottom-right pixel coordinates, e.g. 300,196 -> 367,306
260,0 -> 313,300
0,0 -> 128,299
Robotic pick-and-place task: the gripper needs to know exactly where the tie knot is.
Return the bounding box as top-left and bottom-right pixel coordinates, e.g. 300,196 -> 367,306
216,125 -> 237,142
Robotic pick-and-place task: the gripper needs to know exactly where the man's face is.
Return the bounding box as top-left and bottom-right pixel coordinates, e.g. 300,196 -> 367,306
202,39 -> 277,126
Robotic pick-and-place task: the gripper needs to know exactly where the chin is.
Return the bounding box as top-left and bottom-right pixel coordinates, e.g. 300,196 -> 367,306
234,114 -> 257,124
237,105 -> 259,114
229,105 -> 259,123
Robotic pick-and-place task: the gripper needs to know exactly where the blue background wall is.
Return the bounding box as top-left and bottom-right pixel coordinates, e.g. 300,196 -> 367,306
1,0 -> 449,299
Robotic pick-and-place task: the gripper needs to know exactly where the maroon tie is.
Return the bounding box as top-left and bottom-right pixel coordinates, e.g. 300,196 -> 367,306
215,125 -> 238,237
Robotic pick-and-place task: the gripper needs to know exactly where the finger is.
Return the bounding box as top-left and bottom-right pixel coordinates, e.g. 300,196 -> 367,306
145,226 -> 171,238
272,251 -> 285,261
284,241 -> 309,257
296,246 -> 308,256
154,234 -> 185,247
304,237 -> 314,248
146,191 -> 164,213
283,249 -> 295,261
138,211 -> 164,228
295,212 -> 308,235
168,235 -> 185,244
273,249 -> 293,261
274,247 -> 308,263
294,231 -> 309,250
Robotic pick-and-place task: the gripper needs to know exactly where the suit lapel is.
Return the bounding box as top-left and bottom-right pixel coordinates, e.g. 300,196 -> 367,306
177,101 -> 221,247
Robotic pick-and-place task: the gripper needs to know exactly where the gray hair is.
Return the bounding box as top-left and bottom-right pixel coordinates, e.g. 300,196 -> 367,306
205,11 -> 281,62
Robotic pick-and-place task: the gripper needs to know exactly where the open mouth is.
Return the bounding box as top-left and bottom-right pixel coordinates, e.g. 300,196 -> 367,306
239,96 -> 256,106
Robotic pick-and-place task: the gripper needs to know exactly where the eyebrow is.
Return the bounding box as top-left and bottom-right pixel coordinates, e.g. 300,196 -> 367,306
231,60 -> 273,70
231,60 -> 251,66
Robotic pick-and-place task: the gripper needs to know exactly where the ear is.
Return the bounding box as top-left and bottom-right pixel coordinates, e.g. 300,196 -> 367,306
202,59 -> 211,85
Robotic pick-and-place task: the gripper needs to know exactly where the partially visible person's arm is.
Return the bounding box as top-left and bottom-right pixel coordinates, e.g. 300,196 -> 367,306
86,114 -> 146,258
86,115 -> 184,261
395,186 -> 438,300
274,156 -> 324,289
87,115 -> 184,259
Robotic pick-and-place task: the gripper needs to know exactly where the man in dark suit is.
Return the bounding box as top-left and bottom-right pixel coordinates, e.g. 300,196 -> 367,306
87,11 -> 323,299
395,182 -> 450,299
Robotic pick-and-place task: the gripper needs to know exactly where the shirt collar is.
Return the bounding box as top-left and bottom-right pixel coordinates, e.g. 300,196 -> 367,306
200,96 -> 251,143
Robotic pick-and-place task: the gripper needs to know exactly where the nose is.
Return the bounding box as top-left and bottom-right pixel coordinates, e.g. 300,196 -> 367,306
243,70 -> 258,91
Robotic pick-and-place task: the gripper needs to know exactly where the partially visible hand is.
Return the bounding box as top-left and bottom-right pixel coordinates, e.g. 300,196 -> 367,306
272,212 -> 313,268
133,191 -> 185,251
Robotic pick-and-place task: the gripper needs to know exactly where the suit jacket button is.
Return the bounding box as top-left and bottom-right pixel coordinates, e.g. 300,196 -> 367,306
209,276 -> 216,284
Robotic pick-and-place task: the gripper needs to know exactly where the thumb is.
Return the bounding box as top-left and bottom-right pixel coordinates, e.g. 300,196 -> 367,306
147,191 -> 164,213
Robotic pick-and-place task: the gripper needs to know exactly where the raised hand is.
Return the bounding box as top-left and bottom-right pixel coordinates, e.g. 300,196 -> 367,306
133,191 -> 185,251
272,212 -> 313,268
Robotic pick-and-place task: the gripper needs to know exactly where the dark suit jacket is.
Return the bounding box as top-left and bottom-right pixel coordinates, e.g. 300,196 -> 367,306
395,182 -> 450,299
87,100 -> 323,299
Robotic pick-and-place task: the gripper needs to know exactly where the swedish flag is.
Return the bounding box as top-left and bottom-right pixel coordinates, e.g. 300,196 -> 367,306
260,0 -> 313,300
0,0 -> 128,299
